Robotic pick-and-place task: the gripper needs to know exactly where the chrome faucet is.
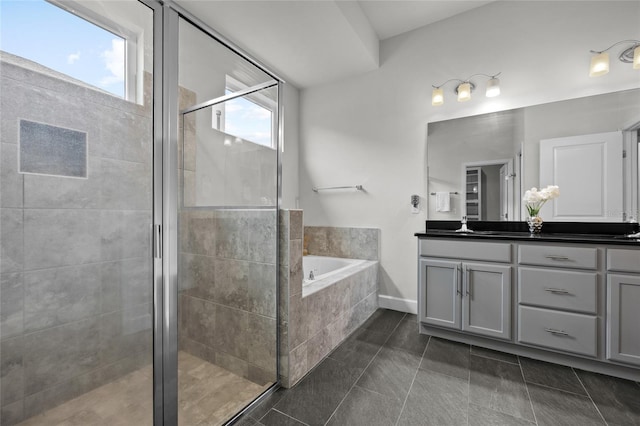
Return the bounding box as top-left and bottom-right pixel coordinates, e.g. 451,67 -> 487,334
309,270 -> 315,280
455,216 -> 474,233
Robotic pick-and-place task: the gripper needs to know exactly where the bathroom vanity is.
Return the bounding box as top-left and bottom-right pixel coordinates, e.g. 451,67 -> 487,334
415,221 -> 640,381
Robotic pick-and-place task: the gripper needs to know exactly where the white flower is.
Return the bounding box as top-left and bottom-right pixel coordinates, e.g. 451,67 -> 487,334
523,185 -> 560,217
546,185 -> 560,199
523,189 -> 543,203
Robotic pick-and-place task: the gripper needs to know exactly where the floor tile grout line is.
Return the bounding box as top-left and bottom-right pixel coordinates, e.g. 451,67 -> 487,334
270,407 -> 310,426
394,335 -> 431,426
350,383 -> 393,399
521,378 -> 591,398
469,348 -> 520,365
322,343 -> 384,426
516,355 -> 539,426
323,313 -> 405,426
571,367 -> 609,426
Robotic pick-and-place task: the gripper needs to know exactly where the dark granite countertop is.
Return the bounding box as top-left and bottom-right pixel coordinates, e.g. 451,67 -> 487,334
415,221 -> 640,246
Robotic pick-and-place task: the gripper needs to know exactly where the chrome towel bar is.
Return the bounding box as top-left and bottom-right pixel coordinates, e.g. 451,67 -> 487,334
312,185 -> 364,193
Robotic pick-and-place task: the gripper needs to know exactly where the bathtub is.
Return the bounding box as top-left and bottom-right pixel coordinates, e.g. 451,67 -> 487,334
302,255 -> 368,297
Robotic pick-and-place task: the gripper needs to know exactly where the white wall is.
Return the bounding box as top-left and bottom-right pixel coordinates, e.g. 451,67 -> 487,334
298,1 -> 640,306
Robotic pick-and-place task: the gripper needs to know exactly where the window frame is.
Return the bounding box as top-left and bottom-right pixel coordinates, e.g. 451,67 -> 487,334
47,0 -> 142,103
224,75 -> 277,150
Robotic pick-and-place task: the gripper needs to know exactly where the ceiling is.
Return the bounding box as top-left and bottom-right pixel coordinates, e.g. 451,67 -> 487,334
358,0 -> 492,40
174,0 -> 492,88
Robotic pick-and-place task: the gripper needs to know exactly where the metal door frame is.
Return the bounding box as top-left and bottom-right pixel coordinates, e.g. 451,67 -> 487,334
157,2 -> 285,424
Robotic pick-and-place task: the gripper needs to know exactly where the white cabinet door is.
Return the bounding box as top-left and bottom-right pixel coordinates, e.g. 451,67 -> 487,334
462,263 -> 512,340
540,131 -> 623,221
607,274 -> 640,366
419,258 -> 461,330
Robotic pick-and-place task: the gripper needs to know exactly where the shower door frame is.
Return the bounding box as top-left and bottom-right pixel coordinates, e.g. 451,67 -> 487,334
158,3 -> 285,424
139,0 -> 165,424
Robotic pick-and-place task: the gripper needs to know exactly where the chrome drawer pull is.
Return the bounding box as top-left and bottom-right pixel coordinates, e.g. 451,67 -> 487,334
545,255 -> 570,261
545,327 -> 569,336
544,287 -> 570,294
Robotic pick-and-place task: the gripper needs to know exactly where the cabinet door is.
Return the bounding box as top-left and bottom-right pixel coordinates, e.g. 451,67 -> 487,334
462,263 -> 512,340
607,274 -> 640,366
419,258 -> 461,330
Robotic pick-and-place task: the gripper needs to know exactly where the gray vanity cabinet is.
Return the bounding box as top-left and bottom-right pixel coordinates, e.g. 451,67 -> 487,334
517,244 -> 600,357
606,249 -> 640,366
418,240 -> 512,340
607,274 -> 640,366
419,258 -> 461,329
462,263 -> 512,340
418,235 -> 640,382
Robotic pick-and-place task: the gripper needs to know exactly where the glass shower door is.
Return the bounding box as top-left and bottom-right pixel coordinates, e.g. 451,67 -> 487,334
175,17 -> 280,425
177,86 -> 279,426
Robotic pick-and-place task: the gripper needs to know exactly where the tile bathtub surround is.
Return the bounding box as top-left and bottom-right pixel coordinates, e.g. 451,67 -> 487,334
240,308 -> 640,426
303,226 -> 380,261
0,54 -> 154,425
178,208 -> 278,386
279,212 -> 380,388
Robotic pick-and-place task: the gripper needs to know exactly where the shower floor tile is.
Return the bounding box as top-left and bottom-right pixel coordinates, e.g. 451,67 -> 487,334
16,351 -> 269,426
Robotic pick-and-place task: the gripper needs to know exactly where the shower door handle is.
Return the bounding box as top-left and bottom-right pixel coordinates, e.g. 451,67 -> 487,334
154,224 -> 162,259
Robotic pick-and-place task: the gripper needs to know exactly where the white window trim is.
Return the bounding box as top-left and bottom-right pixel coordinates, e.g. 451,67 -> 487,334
225,75 -> 277,149
46,0 -> 143,104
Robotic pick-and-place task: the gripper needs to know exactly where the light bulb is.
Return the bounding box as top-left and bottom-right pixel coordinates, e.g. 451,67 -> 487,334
432,87 -> 444,106
486,77 -> 500,97
457,82 -> 471,102
634,45 -> 640,70
589,51 -> 609,77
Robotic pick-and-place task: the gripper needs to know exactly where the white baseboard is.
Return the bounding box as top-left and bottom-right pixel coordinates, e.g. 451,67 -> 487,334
378,295 -> 418,314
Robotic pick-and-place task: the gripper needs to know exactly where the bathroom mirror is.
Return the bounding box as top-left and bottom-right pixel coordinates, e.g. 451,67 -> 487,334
427,88 -> 640,222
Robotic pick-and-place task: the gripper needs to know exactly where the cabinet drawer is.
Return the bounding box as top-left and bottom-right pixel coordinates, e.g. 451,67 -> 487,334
518,245 -> 597,270
518,268 -> 597,314
419,239 -> 511,263
607,249 -> 640,273
518,306 -> 597,357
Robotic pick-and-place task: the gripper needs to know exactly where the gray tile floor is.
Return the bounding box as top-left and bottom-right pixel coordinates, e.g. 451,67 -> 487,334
238,309 -> 640,426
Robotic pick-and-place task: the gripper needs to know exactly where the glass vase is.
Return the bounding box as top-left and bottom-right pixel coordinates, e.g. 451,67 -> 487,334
527,215 -> 543,234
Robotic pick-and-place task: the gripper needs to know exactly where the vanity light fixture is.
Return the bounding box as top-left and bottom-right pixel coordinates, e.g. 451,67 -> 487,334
457,82 -> 472,102
431,72 -> 501,106
589,40 -> 640,77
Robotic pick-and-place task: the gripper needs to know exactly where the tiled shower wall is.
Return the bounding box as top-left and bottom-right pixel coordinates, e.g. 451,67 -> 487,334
0,53 -> 152,425
177,209 -> 278,385
279,214 -> 379,387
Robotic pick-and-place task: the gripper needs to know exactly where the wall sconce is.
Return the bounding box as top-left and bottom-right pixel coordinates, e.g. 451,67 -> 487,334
432,73 -> 501,106
589,40 -> 640,77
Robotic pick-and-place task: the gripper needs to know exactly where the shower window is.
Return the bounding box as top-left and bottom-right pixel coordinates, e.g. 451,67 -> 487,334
223,76 -> 276,149
0,0 -> 141,102
211,75 -> 276,149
